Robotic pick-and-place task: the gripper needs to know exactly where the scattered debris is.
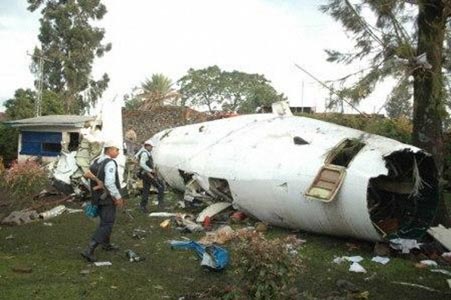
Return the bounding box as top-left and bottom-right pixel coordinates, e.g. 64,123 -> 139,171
200,225 -> 236,245
2,210 -> 39,226
392,281 -> 441,293
447,279 -> 451,289
149,212 -> 178,218
175,214 -> 204,233
371,256 -> 390,265
170,240 -> 229,271
428,225 -> 451,251
230,211 -> 247,222
419,260 -> 438,267
349,262 -> 367,273
196,202 -> 232,223
5,234 -> 13,240
94,261 -> 112,267
132,229 -> 147,240
43,222 -> 53,226
431,269 -> 451,276
160,219 -> 171,229
125,249 -> 145,262
389,238 -> 422,254
39,205 -> 66,220
65,208 -> 83,214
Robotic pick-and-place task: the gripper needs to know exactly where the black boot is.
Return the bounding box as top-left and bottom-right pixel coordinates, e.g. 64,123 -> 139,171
81,240 -> 98,262
102,236 -> 119,251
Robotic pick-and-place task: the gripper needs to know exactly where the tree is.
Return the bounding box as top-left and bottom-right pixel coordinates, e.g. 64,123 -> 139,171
27,0 -> 111,114
178,66 -> 285,113
4,88 -> 64,120
385,80 -> 413,118
178,66 -> 224,112
139,74 -> 180,110
222,71 -> 286,113
321,0 -> 451,225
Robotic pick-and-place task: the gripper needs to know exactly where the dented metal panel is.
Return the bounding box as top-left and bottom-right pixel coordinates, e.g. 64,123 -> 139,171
151,107 -> 438,242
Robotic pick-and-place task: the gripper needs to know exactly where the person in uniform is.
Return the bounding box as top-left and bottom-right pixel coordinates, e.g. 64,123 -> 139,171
135,139 -> 164,213
81,140 -> 125,262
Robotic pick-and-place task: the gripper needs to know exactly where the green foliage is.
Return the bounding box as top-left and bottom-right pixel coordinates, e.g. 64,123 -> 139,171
0,124 -> 19,165
4,88 -> 64,120
27,0 -> 111,114
385,78 -> 413,119
178,66 -> 224,112
231,231 -> 303,299
178,66 -> 285,113
301,113 -> 412,144
139,74 -> 180,109
0,160 -> 49,206
320,0 -> 450,114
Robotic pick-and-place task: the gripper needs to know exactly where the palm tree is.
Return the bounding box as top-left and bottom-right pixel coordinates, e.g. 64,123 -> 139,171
138,74 -> 181,110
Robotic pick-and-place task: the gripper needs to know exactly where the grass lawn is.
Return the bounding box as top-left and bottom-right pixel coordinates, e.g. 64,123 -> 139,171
1,191 -> 451,299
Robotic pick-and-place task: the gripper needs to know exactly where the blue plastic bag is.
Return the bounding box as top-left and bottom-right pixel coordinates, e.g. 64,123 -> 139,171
170,240 -> 229,271
84,202 -> 99,218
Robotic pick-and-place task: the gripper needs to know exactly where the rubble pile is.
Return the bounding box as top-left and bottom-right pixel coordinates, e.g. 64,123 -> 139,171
122,106 -> 210,143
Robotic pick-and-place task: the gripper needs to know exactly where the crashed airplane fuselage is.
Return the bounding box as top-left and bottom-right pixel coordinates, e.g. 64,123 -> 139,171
152,110 -> 438,242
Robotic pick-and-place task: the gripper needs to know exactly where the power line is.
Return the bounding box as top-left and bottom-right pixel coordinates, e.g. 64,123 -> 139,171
293,63 -> 368,117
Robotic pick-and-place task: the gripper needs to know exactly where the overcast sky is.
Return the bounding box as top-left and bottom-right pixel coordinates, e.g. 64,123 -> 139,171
0,0 -> 389,114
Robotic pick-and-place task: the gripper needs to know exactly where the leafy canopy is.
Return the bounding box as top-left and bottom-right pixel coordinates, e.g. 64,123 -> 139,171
321,0 -> 450,114
178,65 -> 285,113
27,0 -> 111,114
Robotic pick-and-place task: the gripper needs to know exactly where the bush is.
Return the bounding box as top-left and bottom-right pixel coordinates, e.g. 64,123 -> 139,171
0,124 -> 19,165
0,160 -> 49,207
230,231 -> 303,299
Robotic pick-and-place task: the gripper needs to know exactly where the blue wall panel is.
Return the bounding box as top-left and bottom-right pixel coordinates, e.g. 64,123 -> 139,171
20,131 -> 62,157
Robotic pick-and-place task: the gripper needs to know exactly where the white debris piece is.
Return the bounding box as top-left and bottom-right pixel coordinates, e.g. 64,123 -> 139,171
428,225 -> 451,251
333,257 -> 347,264
371,256 -> 390,265
349,262 -> 367,273
94,261 -> 112,267
39,205 -> 67,220
196,202 -> 232,223
420,260 -> 438,267
389,238 -> 422,254
148,212 -> 178,218
345,256 -> 364,263
431,269 -> 451,276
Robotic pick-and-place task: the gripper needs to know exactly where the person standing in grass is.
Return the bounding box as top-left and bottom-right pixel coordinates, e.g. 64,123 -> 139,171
81,140 -> 125,262
135,139 -> 165,213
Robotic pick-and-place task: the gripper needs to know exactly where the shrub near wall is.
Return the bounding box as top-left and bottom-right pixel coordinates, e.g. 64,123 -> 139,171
1,160 -> 49,208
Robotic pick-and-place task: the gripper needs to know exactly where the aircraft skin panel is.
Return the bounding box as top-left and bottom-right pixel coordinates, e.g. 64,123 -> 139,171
152,113 -> 436,242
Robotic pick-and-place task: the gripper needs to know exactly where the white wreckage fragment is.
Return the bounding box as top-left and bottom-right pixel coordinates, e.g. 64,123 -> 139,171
151,102 -> 439,242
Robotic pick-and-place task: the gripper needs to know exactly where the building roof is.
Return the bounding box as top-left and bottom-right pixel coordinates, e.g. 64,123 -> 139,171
4,115 -> 96,128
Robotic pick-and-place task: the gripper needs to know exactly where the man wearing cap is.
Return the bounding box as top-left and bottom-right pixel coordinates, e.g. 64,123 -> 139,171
135,139 -> 165,213
81,140 -> 125,262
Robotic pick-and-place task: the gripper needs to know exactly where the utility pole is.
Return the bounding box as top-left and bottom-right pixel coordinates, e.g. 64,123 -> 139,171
27,51 -> 52,117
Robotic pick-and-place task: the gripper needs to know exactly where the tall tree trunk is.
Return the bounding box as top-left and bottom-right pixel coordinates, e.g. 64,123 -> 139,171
412,0 -> 449,226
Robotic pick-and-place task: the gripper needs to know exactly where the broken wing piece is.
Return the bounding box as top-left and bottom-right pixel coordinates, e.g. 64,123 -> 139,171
152,112 -> 439,242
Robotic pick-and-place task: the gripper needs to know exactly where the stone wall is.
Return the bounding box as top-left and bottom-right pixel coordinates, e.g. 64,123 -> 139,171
122,106 -> 209,143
